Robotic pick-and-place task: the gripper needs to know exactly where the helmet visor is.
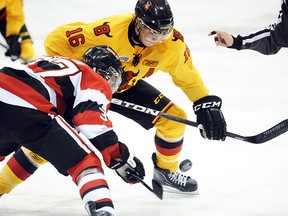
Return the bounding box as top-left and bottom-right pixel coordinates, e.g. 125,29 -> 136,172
98,66 -> 122,93
136,17 -> 173,46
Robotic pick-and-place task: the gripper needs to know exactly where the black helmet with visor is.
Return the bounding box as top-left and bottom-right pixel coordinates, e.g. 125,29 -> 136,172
135,0 -> 174,36
82,45 -> 123,93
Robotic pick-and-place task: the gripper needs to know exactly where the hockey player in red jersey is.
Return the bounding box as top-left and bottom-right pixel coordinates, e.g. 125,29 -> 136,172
0,45 -> 145,216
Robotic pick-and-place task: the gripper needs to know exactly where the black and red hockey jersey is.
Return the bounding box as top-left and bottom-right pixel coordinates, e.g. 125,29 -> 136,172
0,56 -> 120,166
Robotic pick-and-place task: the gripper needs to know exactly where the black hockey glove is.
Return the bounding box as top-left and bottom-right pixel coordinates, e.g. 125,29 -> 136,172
193,95 -> 226,141
109,142 -> 145,184
6,35 -> 21,61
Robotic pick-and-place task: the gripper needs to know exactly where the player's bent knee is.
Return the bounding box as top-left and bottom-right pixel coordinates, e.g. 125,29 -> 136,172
155,105 -> 187,139
68,153 -> 103,183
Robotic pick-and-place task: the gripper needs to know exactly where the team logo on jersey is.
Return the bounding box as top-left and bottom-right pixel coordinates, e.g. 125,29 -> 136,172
29,152 -> 46,164
117,68 -> 139,92
142,60 -> 158,67
172,29 -> 184,42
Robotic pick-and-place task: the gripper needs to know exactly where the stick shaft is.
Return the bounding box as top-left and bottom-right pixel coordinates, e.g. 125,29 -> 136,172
111,98 -> 288,144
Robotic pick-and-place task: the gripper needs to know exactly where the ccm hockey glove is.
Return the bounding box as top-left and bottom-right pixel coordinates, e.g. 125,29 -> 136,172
109,142 -> 145,184
193,95 -> 226,141
6,35 -> 21,61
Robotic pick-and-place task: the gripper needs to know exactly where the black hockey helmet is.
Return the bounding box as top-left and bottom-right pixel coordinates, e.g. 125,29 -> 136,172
135,0 -> 174,35
82,45 -> 123,93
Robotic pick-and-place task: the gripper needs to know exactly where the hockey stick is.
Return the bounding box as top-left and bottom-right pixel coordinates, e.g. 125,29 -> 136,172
111,98 -> 288,144
0,42 -> 7,49
127,171 -> 163,200
0,42 -> 29,64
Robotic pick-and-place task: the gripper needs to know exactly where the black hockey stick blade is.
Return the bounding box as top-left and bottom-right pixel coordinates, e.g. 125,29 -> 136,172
128,172 -> 163,200
152,179 -> 163,200
226,119 -> 288,144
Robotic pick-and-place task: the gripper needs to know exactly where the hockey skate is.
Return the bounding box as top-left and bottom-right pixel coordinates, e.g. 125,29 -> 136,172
85,201 -> 114,216
152,153 -> 199,195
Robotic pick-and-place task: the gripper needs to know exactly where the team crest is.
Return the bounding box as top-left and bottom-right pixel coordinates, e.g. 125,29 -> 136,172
117,68 -> 139,92
172,29 -> 184,42
29,152 -> 46,164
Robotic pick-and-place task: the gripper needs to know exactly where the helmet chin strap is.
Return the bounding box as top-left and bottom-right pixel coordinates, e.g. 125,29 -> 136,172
129,20 -> 146,47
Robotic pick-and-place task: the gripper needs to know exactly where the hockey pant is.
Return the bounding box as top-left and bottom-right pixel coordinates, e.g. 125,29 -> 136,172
0,102 -> 115,214
111,79 -> 187,172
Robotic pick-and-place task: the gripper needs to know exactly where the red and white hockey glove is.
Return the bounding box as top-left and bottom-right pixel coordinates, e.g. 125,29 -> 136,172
109,142 -> 145,184
193,95 -> 227,141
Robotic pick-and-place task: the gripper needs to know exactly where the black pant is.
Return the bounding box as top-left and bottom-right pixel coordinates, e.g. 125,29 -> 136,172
0,102 -> 88,175
111,79 -> 171,130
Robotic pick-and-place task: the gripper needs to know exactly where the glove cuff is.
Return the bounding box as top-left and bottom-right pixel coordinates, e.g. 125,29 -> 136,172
109,142 -> 130,169
193,95 -> 222,114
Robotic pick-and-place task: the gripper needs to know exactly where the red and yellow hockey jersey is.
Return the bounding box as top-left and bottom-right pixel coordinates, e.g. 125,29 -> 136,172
44,14 -> 209,102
